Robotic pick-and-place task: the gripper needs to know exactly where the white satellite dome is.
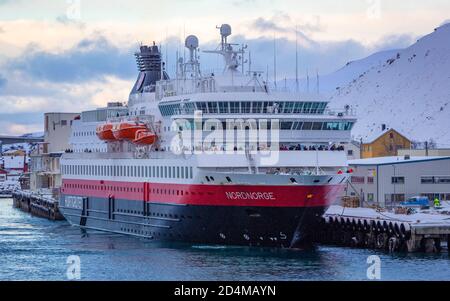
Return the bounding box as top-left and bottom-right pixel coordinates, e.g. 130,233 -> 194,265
185,35 -> 199,49
220,24 -> 232,37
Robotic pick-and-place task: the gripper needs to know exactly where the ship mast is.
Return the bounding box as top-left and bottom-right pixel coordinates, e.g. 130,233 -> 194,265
204,24 -> 245,74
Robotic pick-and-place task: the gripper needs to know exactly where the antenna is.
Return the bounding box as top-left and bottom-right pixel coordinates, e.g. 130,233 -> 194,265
248,51 -> 252,75
295,25 -> 299,92
183,23 -> 186,66
273,33 -> 277,89
316,69 -> 320,94
306,69 -> 310,93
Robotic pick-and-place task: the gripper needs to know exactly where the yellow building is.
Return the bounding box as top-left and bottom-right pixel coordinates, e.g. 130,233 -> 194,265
361,128 -> 411,159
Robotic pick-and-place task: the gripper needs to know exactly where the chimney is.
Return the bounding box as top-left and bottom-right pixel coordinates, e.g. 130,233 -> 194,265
381,124 -> 386,131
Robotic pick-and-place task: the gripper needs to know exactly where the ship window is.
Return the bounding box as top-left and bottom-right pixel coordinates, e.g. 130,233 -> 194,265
318,102 -> 327,114
280,122 -> 293,130
323,122 -> 340,131
152,166 -> 155,177
295,122 -> 303,130
312,122 -> 323,130
168,166 -> 172,178
251,102 -> 262,113
207,102 -> 218,113
303,102 -> 312,114
302,122 -> 313,130
218,102 -> 229,113
185,167 -> 189,179
196,102 -> 208,113
164,166 -> 168,178
284,102 -> 295,114
230,102 -> 240,113
293,102 -> 304,113
241,102 -> 251,113
262,101 -> 274,113
310,102 -> 320,114
189,167 -> 193,179
177,167 -> 180,178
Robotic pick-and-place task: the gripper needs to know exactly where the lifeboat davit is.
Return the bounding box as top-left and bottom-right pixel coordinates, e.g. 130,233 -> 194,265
133,129 -> 157,146
112,122 -> 147,140
96,123 -> 116,141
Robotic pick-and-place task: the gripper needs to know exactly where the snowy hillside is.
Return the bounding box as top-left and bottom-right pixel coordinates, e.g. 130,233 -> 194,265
328,23 -> 450,145
279,49 -> 399,93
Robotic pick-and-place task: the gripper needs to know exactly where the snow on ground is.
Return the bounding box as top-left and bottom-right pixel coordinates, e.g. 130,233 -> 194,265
326,205 -> 450,225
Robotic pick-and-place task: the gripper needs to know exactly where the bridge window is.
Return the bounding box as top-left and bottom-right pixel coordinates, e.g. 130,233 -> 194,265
280,122 -> 293,130
251,102 -> 262,113
196,102 -> 208,113
207,102 -> 218,113
302,122 -> 313,130
230,102 -> 240,113
302,102 -> 312,114
241,102 -> 251,113
218,102 -> 229,113
312,122 -> 323,130
293,102 -> 304,113
283,102 -> 295,114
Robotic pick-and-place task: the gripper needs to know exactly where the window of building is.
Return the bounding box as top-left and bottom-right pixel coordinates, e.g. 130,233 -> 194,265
367,177 -> 374,184
385,193 -> 405,204
421,176 -> 434,184
392,176 -> 405,184
367,193 -> 374,203
347,149 -> 354,156
436,176 -> 450,184
351,176 -> 365,184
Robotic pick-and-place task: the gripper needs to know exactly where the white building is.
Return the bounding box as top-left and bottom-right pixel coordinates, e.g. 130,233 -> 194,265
45,112 -> 80,153
347,156 -> 450,208
30,112 -> 79,192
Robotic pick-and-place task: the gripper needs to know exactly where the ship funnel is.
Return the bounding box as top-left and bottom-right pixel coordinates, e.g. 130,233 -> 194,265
130,44 -> 169,95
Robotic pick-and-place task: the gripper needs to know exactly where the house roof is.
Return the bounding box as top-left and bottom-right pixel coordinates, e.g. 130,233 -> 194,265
349,156 -> 450,166
361,128 -> 410,144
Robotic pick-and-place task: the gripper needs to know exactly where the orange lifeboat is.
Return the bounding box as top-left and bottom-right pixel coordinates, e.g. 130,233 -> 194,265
96,123 -> 116,141
112,122 -> 147,140
133,129 -> 157,146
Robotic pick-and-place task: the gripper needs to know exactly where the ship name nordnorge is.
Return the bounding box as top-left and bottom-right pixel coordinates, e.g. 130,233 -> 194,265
225,191 -> 275,200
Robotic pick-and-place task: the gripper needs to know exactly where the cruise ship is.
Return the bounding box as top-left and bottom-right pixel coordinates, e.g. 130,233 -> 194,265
59,24 -> 356,248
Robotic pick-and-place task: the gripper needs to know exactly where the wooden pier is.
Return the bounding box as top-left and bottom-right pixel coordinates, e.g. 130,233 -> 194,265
314,206 -> 450,253
12,190 -> 65,221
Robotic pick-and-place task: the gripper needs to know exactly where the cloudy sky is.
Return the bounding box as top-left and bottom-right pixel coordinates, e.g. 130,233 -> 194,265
0,0 -> 449,135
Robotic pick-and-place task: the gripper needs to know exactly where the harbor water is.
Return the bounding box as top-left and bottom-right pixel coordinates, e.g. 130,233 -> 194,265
0,198 -> 449,281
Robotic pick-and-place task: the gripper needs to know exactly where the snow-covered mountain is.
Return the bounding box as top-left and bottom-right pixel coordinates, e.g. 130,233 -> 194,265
328,23 -> 450,145
279,49 -> 400,93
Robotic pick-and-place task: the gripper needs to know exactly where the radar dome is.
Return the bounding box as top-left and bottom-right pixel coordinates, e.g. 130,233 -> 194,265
185,35 -> 199,49
220,24 -> 232,37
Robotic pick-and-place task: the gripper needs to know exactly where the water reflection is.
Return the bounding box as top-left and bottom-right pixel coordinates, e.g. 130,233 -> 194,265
1,198 -> 449,281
